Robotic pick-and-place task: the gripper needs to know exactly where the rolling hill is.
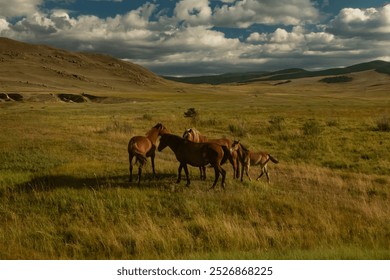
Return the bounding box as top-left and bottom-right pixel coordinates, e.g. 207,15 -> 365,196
164,60 -> 390,85
0,37 -> 169,94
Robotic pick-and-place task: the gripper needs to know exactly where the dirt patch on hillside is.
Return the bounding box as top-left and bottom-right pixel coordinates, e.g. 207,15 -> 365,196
0,93 -> 24,102
0,92 -> 144,104
57,93 -> 89,103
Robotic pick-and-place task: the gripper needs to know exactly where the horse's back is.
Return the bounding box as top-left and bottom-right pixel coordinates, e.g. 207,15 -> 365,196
208,138 -> 231,147
178,141 -> 224,166
128,135 -> 152,154
250,151 -> 270,165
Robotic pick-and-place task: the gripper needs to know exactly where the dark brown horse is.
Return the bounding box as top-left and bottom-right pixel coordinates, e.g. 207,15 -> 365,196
230,140 -> 279,183
182,128 -> 240,179
128,123 -> 168,185
158,133 -> 231,190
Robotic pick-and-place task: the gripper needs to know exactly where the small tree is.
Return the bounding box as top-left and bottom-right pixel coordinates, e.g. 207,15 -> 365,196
184,108 -> 199,124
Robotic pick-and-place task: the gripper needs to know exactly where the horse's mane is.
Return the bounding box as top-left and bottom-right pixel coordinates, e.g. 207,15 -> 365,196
187,128 -> 202,142
146,123 -> 163,138
239,143 -> 250,153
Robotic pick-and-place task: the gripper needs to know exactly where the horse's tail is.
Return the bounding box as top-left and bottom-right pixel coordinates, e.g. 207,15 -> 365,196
128,141 -> 148,166
221,145 -> 233,165
269,154 -> 279,164
133,151 -> 148,166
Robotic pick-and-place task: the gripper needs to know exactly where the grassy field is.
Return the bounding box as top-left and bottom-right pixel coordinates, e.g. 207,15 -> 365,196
0,80 -> 389,259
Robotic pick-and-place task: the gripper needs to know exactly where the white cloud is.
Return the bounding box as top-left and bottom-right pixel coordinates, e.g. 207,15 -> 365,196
0,0 -> 42,18
0,18 -> 9,32
213,0 -> 320,28
174,0 -> 212,26
328,4 -> 390,38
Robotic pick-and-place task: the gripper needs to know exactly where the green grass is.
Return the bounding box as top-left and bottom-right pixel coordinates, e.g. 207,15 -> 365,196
0,84 -> 389,259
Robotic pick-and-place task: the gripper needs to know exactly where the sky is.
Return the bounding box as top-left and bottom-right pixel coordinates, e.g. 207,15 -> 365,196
0,0 -> 390,76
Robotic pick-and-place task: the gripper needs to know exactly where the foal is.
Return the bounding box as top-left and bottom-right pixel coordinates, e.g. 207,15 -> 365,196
128,123 -> 168,185
182,128 -> 240,179
230,140 -> 279,183
158,133 -> 230,190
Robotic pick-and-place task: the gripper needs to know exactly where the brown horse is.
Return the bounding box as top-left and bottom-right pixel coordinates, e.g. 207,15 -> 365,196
230,140 -> 279,183
128,123 -> 168,185
182,128 -> 240,179
158,133 -> 231,190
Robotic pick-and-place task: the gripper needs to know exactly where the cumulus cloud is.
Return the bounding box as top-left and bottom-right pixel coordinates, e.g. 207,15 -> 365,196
327,4 -> 390,38
0,18 -> 9,32
213,0 -> 320,28
0,0 -> 42,18
174,0 -> 212,26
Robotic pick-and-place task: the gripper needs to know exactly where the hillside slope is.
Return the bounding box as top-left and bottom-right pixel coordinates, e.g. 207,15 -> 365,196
0,37 -> 169,94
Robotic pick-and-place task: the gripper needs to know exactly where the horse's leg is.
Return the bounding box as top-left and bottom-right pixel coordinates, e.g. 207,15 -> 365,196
151,154 -> 156,177
199,167 -> 203,180
183,164 -> 191,187
177,163 -> 183,183
240,163 -> 245,182
245,164 -> 252,181
264,165 -> 270,183
256,165 -> 266,181
202,166 -> 206,180
209,165 -> 220,190
129,154 -> 134,182
235,158 -> 240,179
232,159 -> 237,179
220,166 -> 226,189
137,165 -> 142,186
228,151 -> 237,179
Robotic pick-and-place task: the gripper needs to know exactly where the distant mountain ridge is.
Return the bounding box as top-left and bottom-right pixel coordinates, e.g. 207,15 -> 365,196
164,60 -> 390,85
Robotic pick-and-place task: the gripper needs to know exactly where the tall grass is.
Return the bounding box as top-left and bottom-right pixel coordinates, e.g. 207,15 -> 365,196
0,85 -> 389,259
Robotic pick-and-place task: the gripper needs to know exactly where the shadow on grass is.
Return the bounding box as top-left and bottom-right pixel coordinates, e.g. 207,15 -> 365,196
15,172 -> 178,192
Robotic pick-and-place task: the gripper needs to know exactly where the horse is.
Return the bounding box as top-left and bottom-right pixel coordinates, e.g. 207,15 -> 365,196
182,128 -> 240,179
230,140 -> 279,183
158,133 -> 231,190
128,123 -> 168,186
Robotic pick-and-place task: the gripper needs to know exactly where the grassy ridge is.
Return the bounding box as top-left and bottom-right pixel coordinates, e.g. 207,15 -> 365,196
0,84 -> 389,259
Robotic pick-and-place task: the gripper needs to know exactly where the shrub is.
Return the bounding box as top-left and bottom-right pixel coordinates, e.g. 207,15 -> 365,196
319,76 -> 353,83
228,123 -> 246,137
184,108 -> 198,118
326,119 -> 338,127
142,113 -> 153,121
184,108 -> 199,124
101,115 -> 133,134
268,115 -> 285,132
376,115 -> 390,132
302,119 -> 322,136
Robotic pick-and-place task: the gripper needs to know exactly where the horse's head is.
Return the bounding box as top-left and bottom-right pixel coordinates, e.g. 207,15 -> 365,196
230,140 -> 240,153
157,134 -> 169,151
153,123 -> 169,135
182,128 -> 193,140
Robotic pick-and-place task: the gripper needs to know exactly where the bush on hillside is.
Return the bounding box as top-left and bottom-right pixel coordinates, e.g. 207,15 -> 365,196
302,119 -> 322,136
319,76 -> 353,83
376,115 -> 390,132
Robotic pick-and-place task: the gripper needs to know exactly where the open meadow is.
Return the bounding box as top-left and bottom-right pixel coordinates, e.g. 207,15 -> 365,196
1,78 -> 389,259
